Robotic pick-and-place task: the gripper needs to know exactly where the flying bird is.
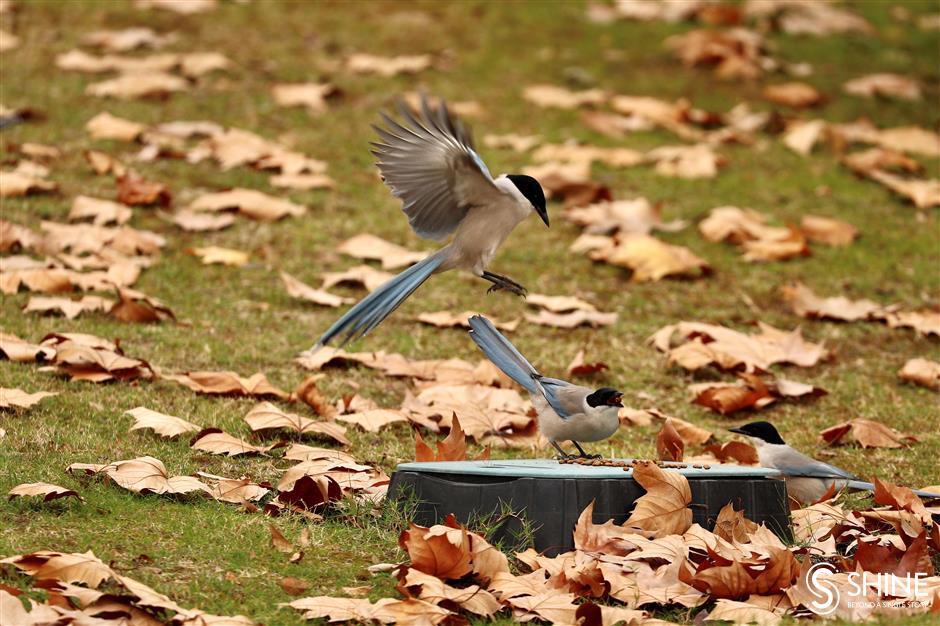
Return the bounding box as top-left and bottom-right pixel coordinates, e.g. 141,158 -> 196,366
468,315 -> 622,459
315,96 -> 549,348
729,421 -> 938,504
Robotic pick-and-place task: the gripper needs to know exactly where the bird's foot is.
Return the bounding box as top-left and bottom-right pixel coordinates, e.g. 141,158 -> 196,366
484,273 -> 527,297
576,453 -> 602,460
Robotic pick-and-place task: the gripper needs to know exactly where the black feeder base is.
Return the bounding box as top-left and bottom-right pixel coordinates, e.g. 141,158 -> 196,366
388,460 -> 790,555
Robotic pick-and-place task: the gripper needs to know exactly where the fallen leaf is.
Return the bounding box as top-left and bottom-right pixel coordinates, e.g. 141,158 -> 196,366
336,409 -> 407,433
399,515 -> 472,580
109,287 -> 174,323
134,0 -> 217,14
665,27 -> 770,79
868,169 -> 940,209
526,293 -> 598,313
83,27 -> 176,51
522,84 -> 607,109
203,476 -> 269,504
418,311 -> 519,331
336,234 -> 426,270
280,271 -> 353,308
566,350 -> 609,377
190,429 -> 271,456
187,246 -> 249,266
581,109 -> 654,138
321,265 -> 394,292
272,82 -> 339,114
564,198 -> 687,236
482,133 -> 541,152
762,82 -> 824,108
898,358 -> 940,391
704,441 -> 759,465
270,524 -> 294,552
244,402 -> 350,444
280,576 -> 310,595
23,295 -> 113,320
882,309 -> 940,338
116,174 -> 171,207
86,72 -> 189,99
523,309 -> 617,329
0,170 -> 57,197
800,215 -> 858,246
0,387 -> 57,410
844,73 -> 921,101
624,461 -> 693,536
0,551 -> 114,587
189,188 -> 306,221
287,596 -> 453,624
270,173 -> 335,190
706,598 -> 782,625
588,234 -> 711,281
101,456 -> 210,495
166,371 -> 288,399
819,418 -> 917,448
781,282 -> 881,322
397,566 -> 501,617
647,144 -> 724,179
8,482 -> 82,502
126,406 -> 200,438
782,119 -> 826,155
86,111 -> 146,141
48,335 -> 154,383
657,419 -> 684,461
414,415 -> 489,461
68,195 -> 133,226
346,53 -> 432,76
532,142 -> 645,168
170,209 -> 235,232
293,376 -> 337,418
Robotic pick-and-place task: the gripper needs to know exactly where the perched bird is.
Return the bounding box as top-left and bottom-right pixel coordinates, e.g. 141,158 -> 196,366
729,421 -> 938,504
315,96 -> 549,348
468,315 -> 623,459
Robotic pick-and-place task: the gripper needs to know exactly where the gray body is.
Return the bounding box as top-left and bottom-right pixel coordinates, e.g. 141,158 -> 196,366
468,316 -> 620,455
315,98 -> 542,348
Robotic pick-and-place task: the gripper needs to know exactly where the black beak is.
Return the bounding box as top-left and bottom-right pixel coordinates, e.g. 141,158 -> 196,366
608,395 -> 623,408
728,427 -> 746,435
535,205 -> 550,227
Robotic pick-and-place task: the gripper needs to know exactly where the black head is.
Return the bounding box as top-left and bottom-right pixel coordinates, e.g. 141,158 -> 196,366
586,387 -> 623,408
728,421 -> 786,445
506,174 -> 548,227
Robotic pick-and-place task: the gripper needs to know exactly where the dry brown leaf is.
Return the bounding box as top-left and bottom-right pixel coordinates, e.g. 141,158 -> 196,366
664,27 -> 769,79
293,376 -> 337,418
272,82 -> 339,114
868,169 -> 940,209
566,350 -> 609,377
48,336 -> 154,383
126,406 -> 200,438
336,234 -> 426,270
526,293 -> 598,313
418,311 -> 519,332
0,170 -> 57,197
202,475 -> 270,504
1,551 -> 114,586
844,73 -> 921,101
657,419 -> 684,461
762,82 -> 824,108
0,333 -> 56,363
588,234 -> 710,281
820,418 -> 917,449
187,246 -> 249,266
800,215 -> 858,246
190,429 -> 271,457
624,461 -> 693,536
532,142 -> 645,168
346,53 -> 432,76
86,111 -> 146,141
170,209 -> 235,232
524,309 -> 617,328
8,482 -> 82,502
704,441 -> 759,465
414,415 -> 490,461
68,195 -> 132,226
335,409 -> 407,433
321,265 -> 394,292
482,133 -> 541,152
781,282 -> 881,322
83,27 -> 176,51
882,309 -> 940,338
647,144 -> 724,179
280,271 -> 352,308
0,387 -> 57,410
109,287 -> 175,323
280,576 -> 310,596
782,119 -> 826,155
522,84 -> 606,109
581,109 -> 655,138
399,515 -> 472,580
23,295 -> 113,320
564,198 -> 687,236
706,598 -> 782,625
287,596 -> 453,624
166,371 -> 288,399
690,374 -> 824,415
116,174 -> 171,207
397,566 -> 501,617
244,402 -> 350,445
135,0 -> 217,13
189,188 -> 306,221
101,456 -> 210,495
898,358 -> 940,391
0,28 -> 20,51
270,173 -> 335,190
86,72 -> 189,99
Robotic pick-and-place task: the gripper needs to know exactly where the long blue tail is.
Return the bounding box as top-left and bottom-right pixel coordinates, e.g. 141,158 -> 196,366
315,252 -> 445,348
468,315 -> 540,394
846,480 -> 939,499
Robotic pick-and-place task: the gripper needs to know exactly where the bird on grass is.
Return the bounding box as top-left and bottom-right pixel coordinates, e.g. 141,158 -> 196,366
315,95 -> 549,348
468,315 -> 623,459
729,421 -> 938,504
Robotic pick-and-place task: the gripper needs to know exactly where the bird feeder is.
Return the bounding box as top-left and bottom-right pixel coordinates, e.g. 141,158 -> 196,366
388,459 -> 790,555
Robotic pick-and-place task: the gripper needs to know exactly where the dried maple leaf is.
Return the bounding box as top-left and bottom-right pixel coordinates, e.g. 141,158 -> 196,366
664,27 -> 769,79
624,461 -> 693,536
882,309 -> 940,338
656,419 -> 684,461
526,293 -> 598,313
336,409 -> 407,433
83,27 -> 175,51
336,234 -> 426,270
23,295 -> 113,320
0,332 -> 56,363
201,475 -> 269,504
1,551 -> 114,587
49,336 -> 154,383
189,188 -> 306,221
564,198 -> 686,236
0,387 -> 57,410
781,282 -> 881,322
116,174 -> 171,207
800,215 -> 858,247
86,111 -> 146,141
873,479 -> 930,518
186,246 -> 249,266
898,358 -> 940,391
190,428 -> 271,456
0,169 -> 57,197
109,287 -> 174,323
566,350 -> 609,377
522,84 -> 606,109
589,234 -> 710,281
169,209 -> 235,232
244,402 -> 350,445
346,53 -> 432,76
762,82 -> 824,108
85,71 -> 189,99
399,514 -> 473,580
126,406 -> 200,438
276,473 -> 344,512
287,596 -> 453,624
166,371 -> 288,398
8,482 -> 82,502
819,418 -> 917,448
844,73 -> 921,101
92,456 -> 210,495
782,119 -> 826,155
397,566 -> 501,617
706,598 -> 782,624
418,311 -> 519,331
321,265 -> 394,292
482,133 -> 541,152
272,82 -> 339,114
704,441 -> 759,465
523,309 -> 616,328
69,195 -> 132,226
647,144 -> 724,179
135,0 -> 217,13
280,271 -> 352,308
691,374 -> 824,415
293,376 -> 336,418
508,592 -> 581,623
868,169 -> 940,209
413,415 -> 489,461
270,173 -> 335,190
280,576 -> 311,596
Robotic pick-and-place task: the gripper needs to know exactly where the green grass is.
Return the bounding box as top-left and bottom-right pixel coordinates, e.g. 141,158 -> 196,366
1,1 -> 939,623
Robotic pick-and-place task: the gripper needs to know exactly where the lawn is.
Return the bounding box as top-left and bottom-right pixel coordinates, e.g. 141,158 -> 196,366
1,1 -> 938,624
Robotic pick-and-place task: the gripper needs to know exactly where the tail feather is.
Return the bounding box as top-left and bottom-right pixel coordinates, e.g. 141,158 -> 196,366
315,253 -> 444,348
847,480 -> 940,499
468,315 -> 540,394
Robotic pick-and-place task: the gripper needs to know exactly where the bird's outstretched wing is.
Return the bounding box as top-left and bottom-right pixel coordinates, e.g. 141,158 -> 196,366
372,95 -> 501,241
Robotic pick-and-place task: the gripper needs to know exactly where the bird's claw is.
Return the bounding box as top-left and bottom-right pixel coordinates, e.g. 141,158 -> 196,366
577,453 -> 602,460
486,279 -> 527,297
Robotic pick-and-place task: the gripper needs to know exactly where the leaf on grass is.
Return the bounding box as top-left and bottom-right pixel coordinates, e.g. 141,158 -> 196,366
94,456 -> 210,495
898,358 -> 940,391
189,188 -> 306,221
186,246 -> 249,266
244,402 -> 350,445
280,576 -> 311,596
397,566 -> 501,617
346,53 -> 432,76
23,295 -> 113,320
524,309 -> 617,328
482,133 -> 541,152
781,282 -> 881,322
664,27 -> 769,79
276,474 -> 344,512
336,409 -> 408,433
0,170 -> 57,197
203,476 -> 269,504
126,406 -> 200,438
656,419 -> 684,461
8,482 -> 82,502
321,265 -> 395,292
566,350 -> 608,377
109,287 -> 175,323
280,271 -> 352,308
49,337 -> 154,383
272,82 -> 340,114
270,524 -> 294,552
526,293 -> 598,313
167,370 -> 289,398
844,73 -> 921,101
782,119 -> 826,155
86,71 -> 189,100
564,197 -> 687,237
336,234 -> 426,270
399,514 -> 473,580
588,234 -> 710,281
69,195 -> 132,226
0,333 -> 56,363
762,82 -> 824,108
882,309 -> 940,338
647,144 -> 725,179
86,111 -> 146,141
624,461 -> 693,536
868,169 -> 940,209
286,596 -> 453,624
270,173 -> 335,190
1,551 -> 114,587
0,387 -> 57,410
83,27 -> 176,51
116,174 -> 171,207
414,415 -> 489,462
191,428 -> 271,456
522,84 -> 606,109
706,598 -> 782,625
170,209 -> 235,232
292,376 -> 336,419
800,215 -> 858,247
820,418 -> 917,449
418,311 -> 519,331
